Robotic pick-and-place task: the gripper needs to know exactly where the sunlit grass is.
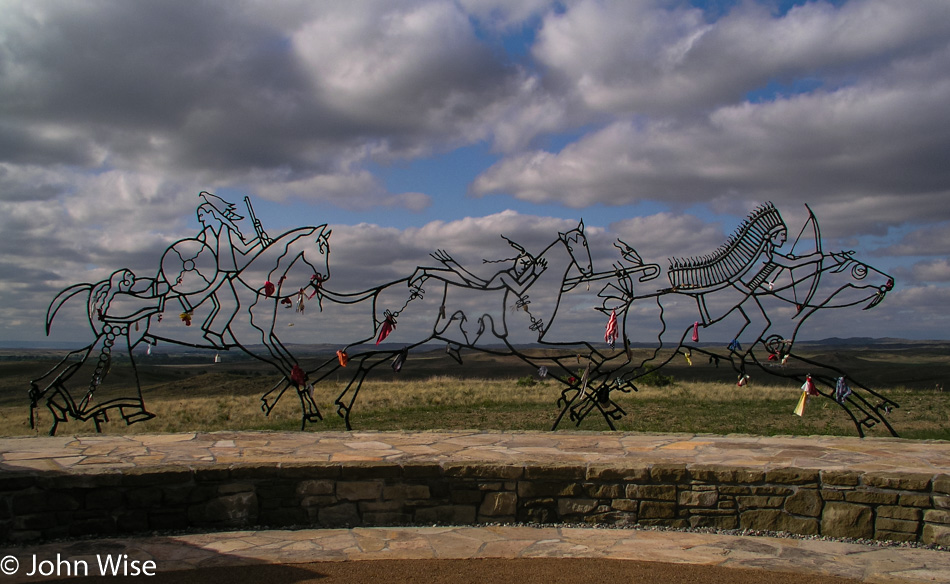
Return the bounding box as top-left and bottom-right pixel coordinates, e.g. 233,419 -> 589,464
6,373 -> 948,440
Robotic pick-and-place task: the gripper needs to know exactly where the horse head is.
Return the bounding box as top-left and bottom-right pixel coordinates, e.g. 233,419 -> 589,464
811,251 -> 894,311
560,220 -> 593,278
301,225 -> 331,284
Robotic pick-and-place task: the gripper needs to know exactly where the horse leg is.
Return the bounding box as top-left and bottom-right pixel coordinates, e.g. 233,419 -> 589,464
297,383 -> 323,430
569,395 -> 620,430
557,346 -> 638,430
547,349 -> 604,429
552,382 -> 584,430
335,365 -> 370,431
435,310 -> 471,341
567,372 -> 624,430
266,331 -> 299,373
808,372 -> 876,438
261,377 -> 291,416
246,294 -> 298,376
569,396 -> 598,426
261,354 -> 340,419
269,333 -> 325,431
818,374 -> 898,437
434,310 -> 472,364
791,353 -> 900,437
43,385 -> 74,436
591,398 -> 624,430
753,352 -> 899,437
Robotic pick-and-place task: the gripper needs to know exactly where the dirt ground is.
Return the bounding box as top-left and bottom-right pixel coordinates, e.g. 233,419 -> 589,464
47,558 -> 863,584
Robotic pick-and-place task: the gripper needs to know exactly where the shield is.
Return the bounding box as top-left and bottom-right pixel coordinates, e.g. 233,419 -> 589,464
160,238 -> 218,294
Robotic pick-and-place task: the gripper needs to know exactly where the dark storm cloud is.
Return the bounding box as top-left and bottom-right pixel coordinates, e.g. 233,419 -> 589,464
1,0 -> 517,178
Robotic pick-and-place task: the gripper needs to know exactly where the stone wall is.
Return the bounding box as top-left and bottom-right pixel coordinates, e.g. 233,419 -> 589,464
2,462 -> 948,545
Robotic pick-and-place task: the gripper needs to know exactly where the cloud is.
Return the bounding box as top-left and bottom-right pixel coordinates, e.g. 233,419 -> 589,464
470,0 -> 950,239
253,170 -> 431,211
457,0 -> 552,30
472,79 -> 950,233
1,0 -> 949,345
328,210 -> 595,285
291,1 -> 509,139
0,0 -> 520,197
531,0 -> 950,116
878,222 -> 950,256
609,212 -> 727,263
911,259 -> 950,283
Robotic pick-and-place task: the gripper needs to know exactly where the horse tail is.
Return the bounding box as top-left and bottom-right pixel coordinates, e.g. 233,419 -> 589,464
46,283 -> 93,335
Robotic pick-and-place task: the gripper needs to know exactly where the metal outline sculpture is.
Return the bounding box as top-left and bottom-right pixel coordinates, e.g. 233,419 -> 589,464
31,196 -> 898,437
587,203 -> 898,437
31,193 -> 331,434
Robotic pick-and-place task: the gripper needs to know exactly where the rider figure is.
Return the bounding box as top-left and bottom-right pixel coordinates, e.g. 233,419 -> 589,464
407,236 -> 549,355
190,192 -> 264,347
674,204 -> 824,353
412,236 -> 548,297
740,216 -> 822,296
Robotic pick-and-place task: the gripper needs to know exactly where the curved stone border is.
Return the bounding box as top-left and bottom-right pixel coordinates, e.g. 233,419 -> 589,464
4,525 -> 950,584
2,460 -> 948,545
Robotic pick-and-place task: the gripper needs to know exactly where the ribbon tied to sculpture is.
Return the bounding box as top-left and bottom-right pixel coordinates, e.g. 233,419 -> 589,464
604,309 -> 618,348
376,311 -> 396,345
290,364 -> 306,387
793,375 -> 820,416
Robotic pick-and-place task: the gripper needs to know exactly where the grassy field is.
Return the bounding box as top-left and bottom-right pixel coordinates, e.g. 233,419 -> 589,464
2,343 -> 949,439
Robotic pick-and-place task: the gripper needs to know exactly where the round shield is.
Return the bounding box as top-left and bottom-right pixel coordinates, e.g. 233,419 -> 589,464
161,238 -> 218,295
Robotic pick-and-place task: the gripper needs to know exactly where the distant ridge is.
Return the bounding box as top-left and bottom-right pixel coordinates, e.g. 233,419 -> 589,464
2,337 -> 948,352
801,337 -> 947,348
0,340 -> 91,350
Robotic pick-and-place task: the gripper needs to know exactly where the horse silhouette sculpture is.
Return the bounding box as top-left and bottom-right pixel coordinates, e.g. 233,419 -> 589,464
32,198 -> 898,437
31,193 -> 330,435
580,203 -> 897,436
309,220 -> 628,430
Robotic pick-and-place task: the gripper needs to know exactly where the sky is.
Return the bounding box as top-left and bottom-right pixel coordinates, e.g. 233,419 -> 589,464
2,0 -> 950,348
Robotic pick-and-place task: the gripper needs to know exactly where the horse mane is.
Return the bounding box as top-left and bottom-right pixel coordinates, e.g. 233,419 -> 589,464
560,220 -> 585,244
667,203 -> 785,290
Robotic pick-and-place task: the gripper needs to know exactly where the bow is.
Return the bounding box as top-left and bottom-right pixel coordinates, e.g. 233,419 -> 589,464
788,204 -> 822,315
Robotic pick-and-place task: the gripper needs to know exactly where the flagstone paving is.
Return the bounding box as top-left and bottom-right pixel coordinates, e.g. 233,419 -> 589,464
1,525 -> 948,583
1,431 -> 948,583
2,431 -> 949,473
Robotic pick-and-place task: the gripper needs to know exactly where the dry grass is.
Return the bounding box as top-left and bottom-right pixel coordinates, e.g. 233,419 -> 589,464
6,373 -> 948,440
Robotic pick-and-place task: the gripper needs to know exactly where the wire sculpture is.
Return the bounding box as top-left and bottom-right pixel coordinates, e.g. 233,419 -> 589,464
31,193 -> 330,435
31,196 -> 897,437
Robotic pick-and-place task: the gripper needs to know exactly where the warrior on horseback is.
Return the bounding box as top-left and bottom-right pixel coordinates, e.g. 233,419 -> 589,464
34,192 -> 333,434
181,192 -> 267,348
412,235 -> 549,296
667,203 -> 824,353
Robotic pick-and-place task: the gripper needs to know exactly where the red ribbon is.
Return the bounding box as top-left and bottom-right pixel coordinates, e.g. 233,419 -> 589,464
290,365 -> 306,387
604,310 -> 618,346
376,314 -> 396,345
